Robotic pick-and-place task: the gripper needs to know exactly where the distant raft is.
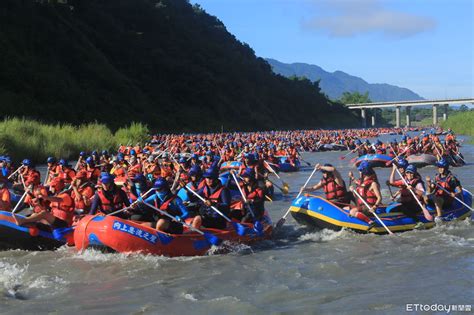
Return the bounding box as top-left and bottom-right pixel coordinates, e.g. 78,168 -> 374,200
219,161 -> 242,173
354,154 -> 392,168
276,156 -> 300,172
0,211 -> 73,250
289,192 -> 472,234
406,154 -> 437,168
73,214 -> 273,257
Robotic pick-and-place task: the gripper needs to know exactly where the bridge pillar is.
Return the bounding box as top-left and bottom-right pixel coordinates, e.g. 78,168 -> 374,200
433,104 -> 439,125
443,104 -> 448,121
361,108 -> 366,128
405,106 -> 411,127
395,106 -> 401,128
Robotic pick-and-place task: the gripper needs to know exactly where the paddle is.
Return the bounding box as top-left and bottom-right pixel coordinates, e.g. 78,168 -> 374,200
11,191 -> 28,214
339,143 -> 362,160
385,144 -> 412,166
395,168 -> 433,221
264,161 -> 289,192
7,165 -> 24,180
142,201 -> 221,246
185,185 -> 248,236
275,166 -> 318,229
435,184 -> 473,211
297,152 -> 311,166
263,176 -> 288,195
230,171 -> 256,219
350,187 -> 394,235
106,188 -> 154,216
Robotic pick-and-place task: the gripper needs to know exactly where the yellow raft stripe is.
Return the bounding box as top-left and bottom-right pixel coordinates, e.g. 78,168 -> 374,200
290,206 -> 472,233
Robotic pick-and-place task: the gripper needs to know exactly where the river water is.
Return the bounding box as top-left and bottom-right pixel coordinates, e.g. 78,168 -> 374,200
1,134 -> 473,314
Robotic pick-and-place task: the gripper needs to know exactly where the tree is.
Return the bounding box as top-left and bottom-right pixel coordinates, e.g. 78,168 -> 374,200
339,91 -> 371,104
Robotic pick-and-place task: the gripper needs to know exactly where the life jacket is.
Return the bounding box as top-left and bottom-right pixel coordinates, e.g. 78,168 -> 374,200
0,187 -> 11,211
244,185 -> 265,217
355,175 -> 377,207
71,185 -> 95,211
201,184 -> 226,218
435,173 -> 456,199
127,163 -> 142,179
24,169 -> 41,187
321,176 -> 347,201
154,195 -> 180,216
97,188 -> 126,214
26,186 -> 50,213
86,167 -> 101,183
398,177 -> 424,203
58,167 -> 76,184
50,192 -> 75,225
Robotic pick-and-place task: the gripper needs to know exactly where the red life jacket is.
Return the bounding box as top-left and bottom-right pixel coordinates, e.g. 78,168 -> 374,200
398,177 -> 424,203
154,195 -> 177,212
435,173 -> 456,199
356,175 -> 377,207
0,187 -> 11,211
50,193 -> 75,225
202,185 -> 224,202
97,188 -> 126,213
321,176 -> 346,201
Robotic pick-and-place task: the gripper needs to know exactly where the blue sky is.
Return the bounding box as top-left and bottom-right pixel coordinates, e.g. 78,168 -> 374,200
190,0 -> 473,99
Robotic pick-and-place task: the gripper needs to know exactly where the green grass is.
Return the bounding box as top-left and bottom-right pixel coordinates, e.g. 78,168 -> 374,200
0,118 -> 149,163
441,111 -> 474,141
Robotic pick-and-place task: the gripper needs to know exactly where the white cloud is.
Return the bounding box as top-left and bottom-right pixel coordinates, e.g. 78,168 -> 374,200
302,0 -> 437,38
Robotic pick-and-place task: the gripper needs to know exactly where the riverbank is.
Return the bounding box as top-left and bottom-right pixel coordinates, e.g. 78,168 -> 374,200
441,111 -> 474,142
0,118 -> 149,163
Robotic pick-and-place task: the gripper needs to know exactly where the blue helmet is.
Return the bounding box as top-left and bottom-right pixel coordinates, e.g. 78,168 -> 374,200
101,174 -> 115,184
241,168 -> 255,179
357,160 -> 373,175
22,159 -> 32,167
188,165 -> 202,177
355,139 -> 362,145
206,150 -> 213,156
191,154 -> 199,160
435,158 -> 449,169
101,150 -> 108,156
202,168 -> 218,179
130,149 -> 136,156
59,159 -> 68,166
396,158 -> 409,169
179,157 -> 187,164
47,157 -> 56,164
153,178 -> 169,191
86,156 -> 94,165
406,164 -> 417,174
402,135 -> 407,141
91,150 -> 98,156
79,151 -> 87,157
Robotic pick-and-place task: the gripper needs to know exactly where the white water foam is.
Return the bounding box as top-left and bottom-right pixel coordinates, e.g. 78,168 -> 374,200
298,228 -> 352,242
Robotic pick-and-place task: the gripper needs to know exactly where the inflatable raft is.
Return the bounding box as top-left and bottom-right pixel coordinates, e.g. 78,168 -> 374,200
220,161 -> 242,173
0,211 -> 73,250
277,156 -> 300,172
289,192 -> 472,234
406,154 -> 437,167
74,214 -> 273,257
354,154 -> 392,168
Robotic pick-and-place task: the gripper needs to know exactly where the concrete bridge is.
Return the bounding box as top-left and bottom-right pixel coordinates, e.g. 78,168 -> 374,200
347,98 -> 474,127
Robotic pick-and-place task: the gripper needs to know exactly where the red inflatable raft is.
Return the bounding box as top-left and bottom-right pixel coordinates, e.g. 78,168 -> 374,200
74,214 -> 273,257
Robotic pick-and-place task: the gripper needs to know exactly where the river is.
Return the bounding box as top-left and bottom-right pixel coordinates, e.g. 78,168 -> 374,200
1,134 -> 473,314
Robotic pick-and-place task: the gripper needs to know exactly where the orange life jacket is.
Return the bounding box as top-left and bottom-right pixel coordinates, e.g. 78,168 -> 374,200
321,176 -> 347,201
356,175 -> 377,207
0,187 -> 11,211
97,188 -> 127,214
435,173 -> 456,199
50,193 -> 75,225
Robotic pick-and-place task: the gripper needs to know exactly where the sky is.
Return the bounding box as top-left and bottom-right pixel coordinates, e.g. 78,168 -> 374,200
190,0 -> 473,99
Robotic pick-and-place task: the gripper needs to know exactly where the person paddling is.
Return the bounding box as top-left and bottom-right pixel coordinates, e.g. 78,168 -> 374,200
89,174 -> 130,217
192,168 -> 230,230
301,163 -> 351,206
348,161 -> 382,230
426,158 -> 463,224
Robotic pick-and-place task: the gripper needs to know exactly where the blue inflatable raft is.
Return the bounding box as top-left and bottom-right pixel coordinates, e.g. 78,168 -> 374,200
354,154 -> 392,168
289,192 -> 472,234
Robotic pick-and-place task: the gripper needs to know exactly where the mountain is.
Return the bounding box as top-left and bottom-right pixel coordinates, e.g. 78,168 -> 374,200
0,0 -> 358,132
266,58 -> 423,102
